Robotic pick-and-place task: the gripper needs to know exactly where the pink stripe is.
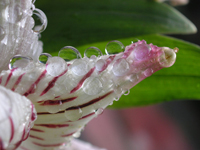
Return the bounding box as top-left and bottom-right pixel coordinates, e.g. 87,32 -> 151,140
14,128 -> 25,149
35,124 -> 69,128
122,46 -> 134,59
32,142 -> 64,147
31,128 -> 44,133
80,112 -> 95,120
0,138 -> 3,150
5,68 -> 16,86
23,70 -> 47,97
40,69 -> 68,96
31,103 -> 36,121
11,73 -> 25,91
70,67 -> 95,94
99,56 -> 115,73
37,91 -> 113,115
61,132 -> 76,137
38,97 -> 77,106
0,76 -> 2,84
9,116 -> 14,143
29,135 -> 44,140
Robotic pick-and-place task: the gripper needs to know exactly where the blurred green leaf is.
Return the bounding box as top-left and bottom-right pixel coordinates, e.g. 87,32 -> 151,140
35,0 -> 196,54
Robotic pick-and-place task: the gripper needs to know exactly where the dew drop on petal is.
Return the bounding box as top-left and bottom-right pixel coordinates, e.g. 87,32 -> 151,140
114,97 -> 120,101
71,59 -> 87,76
32,8 -> 47,33
95,108 -> 104,115
95,59 -> 106,72
143,68 -> 153,77
38,53 -> 52,64
84,47 -> 102,58
83,77 -> 103,95
64,108 -> 82,121
46,57 -> 67,77
9,55 -> 33,69
105,40 -> 124,55
0,26 -> 5,41
73,130 -> 81,138
44,101 -> 62,114
112,58 -> 129,76
58,46 -> 82,61
123,89 -> 130,96
134,44 -> 151,60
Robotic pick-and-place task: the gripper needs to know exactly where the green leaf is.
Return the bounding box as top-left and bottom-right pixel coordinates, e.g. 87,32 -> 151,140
72,34 -> 200,108
35,0 -> 196,54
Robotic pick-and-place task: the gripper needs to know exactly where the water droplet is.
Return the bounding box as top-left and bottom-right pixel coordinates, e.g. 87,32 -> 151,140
95,59 -> 106,72
123,89 -> 130,96
143,68 -> 153,77
84,47 -> 102,58
95,108 -> 104,115
58,46 -> 82,61
12,5 -> 24,23
134,44 -> 151,60
71,59 -> 87,76
38,53 -> 52,64
114,97 -> 120,101
32,8 -> 47,33
44,101 -> 62,114
105,40 -> 124,55
0,26 -> 5,41
112,58 -> 129,76
46,57 -> 67,77
83,77 -> 103,95
9,55 -> 33,69
73,130 -> 81,138
64,107 -> 82,121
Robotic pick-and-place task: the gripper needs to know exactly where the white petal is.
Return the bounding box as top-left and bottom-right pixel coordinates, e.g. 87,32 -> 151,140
0,85 -> 37,149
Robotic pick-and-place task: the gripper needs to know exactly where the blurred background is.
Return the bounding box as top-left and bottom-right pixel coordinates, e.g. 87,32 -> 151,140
80,1 -> 200,150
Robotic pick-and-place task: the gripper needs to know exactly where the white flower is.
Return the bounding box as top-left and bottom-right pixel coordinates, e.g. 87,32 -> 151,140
0,0 -> 177,149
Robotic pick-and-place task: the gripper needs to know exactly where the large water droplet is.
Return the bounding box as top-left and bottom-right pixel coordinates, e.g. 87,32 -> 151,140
38,53 -> 52,64
105,40 -> 124,55
32,8 -> 47,33
64,107 -> 82,121
46,57 -> 67,77
73,130 -> 81,138
0,26 -> 5,41
134,44 -> 151,60
83,77 -> 103,95
95,59 -> 106,72
84,47 -> 102,58
58,46 -> 82,61
112,58 -> 129,76
71,59 -> 87,76
95,108 -> 104,115
44,101 -> 62,114
9,55 -> 33,69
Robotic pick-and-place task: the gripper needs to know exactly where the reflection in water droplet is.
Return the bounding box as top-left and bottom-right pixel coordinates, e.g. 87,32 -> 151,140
84,47 -> 102,58
64,107 -> 82,121
44,101 -> 62,114
0,26 -> 5,41
83,77 -> 103,95
95,59 -> 106,72
71,59 -> 87,76
9,55 -> 33,69
134,44 -> 151,60
46,57 -> 67,77
112,58 -> 129,76
32,8 -> 47,33
95,108 -> 104,115
114,97 -> 119,101
123,89 -> 130,96
38,53 -> 52,64
105,40 -> 124,55
58,46 -> 82,61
